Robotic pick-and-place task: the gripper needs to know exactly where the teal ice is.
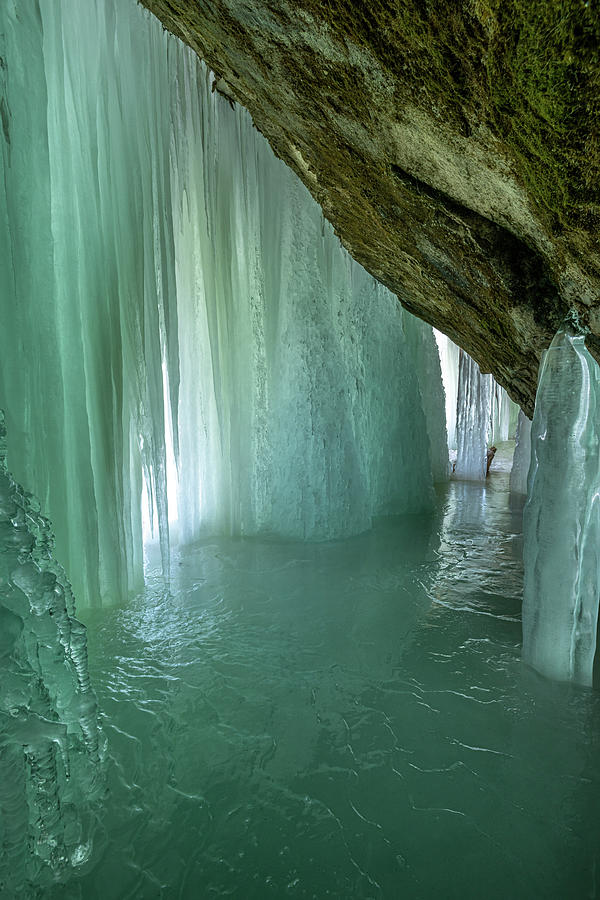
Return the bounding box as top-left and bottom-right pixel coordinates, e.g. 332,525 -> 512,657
1,0 -> 600,897
523,329 -> 600,687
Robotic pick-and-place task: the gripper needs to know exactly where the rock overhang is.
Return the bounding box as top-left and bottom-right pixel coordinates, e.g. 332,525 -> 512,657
141,0 -> 600,415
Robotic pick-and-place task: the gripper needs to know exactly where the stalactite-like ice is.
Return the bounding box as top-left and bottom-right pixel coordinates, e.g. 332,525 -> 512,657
434,331 -> 460,451
0,0 -> 177,604
490,380 -> 513,445
522,328 -> 600,686
170,64 -> 448,540
0,0 -> 447,598
0,412 -> 104,895
454,350 -> 493,481
434,334 -> 516,475
171,63 -> 448,539
509,410 -> 532,495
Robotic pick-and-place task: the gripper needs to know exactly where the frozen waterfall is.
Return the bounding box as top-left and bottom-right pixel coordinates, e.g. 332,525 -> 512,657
171,66 -> 447,542
0,0 -> 446,607
522,328 -> 600,686
0,0 -> 449,888
435,336 -> 515,480
454,350 -> 493,480
1,0 -> 177,604
434,331 -> 460,451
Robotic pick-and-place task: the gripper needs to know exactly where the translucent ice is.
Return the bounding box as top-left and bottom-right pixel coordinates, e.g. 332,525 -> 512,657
435,335 -> 516,475
171,86 -> 450,541
522,328 -> 600,685
0,0 -> 176,603
454,350 -> 493,481
490,380 -> 513,445
0,0 -> 447,602
434,331 -> 460,451
509,410 -> 532,495
0,412 -> 104,894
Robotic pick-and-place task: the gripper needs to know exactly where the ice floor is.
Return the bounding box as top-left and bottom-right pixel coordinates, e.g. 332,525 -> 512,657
56,445 -> 600,899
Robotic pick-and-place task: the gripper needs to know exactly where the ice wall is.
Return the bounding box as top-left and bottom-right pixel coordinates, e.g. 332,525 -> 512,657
435,335 -> 515,473
509,410 -> 532,495
171,65 -> 447,540
434,331 -> 460,450
0,0 -> 446,603
522,328 -> 600,686
0,0 -> 176,604
0,412 -> 104,894
454,350 -> 493,480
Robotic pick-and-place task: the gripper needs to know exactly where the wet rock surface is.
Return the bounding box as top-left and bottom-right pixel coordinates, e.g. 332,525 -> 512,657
141,0 -> 600,415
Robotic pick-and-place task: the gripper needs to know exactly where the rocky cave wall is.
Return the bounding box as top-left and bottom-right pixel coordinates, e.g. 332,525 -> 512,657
140,0 -> 600,415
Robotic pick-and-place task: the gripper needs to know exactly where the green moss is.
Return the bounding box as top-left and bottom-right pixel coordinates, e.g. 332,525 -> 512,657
485,0 -> 600,230
302,0 -> 600,232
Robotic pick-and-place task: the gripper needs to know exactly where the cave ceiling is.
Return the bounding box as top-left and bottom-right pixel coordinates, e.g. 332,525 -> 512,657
141,0 -> 600,415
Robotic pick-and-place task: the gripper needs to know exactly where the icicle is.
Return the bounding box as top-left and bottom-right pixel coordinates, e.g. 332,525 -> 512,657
434,331 -> 460,451
490,381 -> 514,445
0,0 -> 177,603
522,328 -> 600,686
454,350 -> 493,481
0,0 -> 447,599
168,58 -> 447,540
509,410 -> 532,495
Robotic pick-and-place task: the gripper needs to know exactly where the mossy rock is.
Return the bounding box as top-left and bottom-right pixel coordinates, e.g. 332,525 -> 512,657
142,0 -> 600,414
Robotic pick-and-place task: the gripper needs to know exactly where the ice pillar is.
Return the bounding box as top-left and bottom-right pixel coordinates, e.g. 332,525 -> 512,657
490,381 -> 513,445
454,350 -> 493,481
434,331 -> 460,450
509,410 -> 532,495
0,0 -> 177,604
522,328 -> 600,686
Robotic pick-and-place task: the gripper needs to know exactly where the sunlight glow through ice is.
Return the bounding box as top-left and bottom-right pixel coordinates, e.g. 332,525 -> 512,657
0,0 -> 446,604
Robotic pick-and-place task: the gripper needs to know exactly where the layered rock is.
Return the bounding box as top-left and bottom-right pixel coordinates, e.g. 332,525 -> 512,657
141,0 -> 600,414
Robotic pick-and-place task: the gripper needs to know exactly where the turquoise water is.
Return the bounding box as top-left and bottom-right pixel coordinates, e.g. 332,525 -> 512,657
60,452 -> 600,899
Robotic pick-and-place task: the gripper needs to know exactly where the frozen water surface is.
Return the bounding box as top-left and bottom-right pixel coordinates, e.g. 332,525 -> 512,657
48,447 -> 600,899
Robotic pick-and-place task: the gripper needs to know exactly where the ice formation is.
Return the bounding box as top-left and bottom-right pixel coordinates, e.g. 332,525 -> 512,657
0,0 -> 447,605
0,0 -> 176,604
434,331 -> 460,450
509,410 -> 532,495
171,60 -> 447,542
435,336 -> 515,477
453,350 -> 493,480
522,328 -> 600,686
0,412 -> 104,895
490,380 -> 513,445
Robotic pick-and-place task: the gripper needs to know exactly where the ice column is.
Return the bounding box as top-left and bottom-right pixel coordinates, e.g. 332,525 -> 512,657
490,381 -> 513,444
522,328 -> 600,686
434,331 -> 460,450
0,412 -> 104,894
509,410 -> 532,495
454,350 -> 493,480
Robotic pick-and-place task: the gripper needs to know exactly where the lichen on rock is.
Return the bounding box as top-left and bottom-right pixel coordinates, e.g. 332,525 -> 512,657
141,0 -> 600,413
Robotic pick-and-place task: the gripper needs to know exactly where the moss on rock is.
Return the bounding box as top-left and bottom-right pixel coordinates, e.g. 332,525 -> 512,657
141,0 -> 600,413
